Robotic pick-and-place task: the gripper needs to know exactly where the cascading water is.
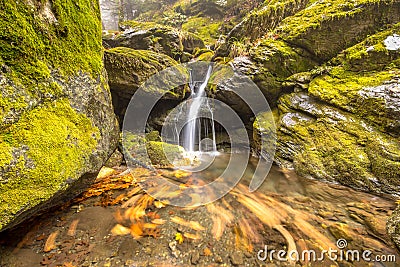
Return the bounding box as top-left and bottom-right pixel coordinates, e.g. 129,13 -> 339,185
183,65 -> 217,154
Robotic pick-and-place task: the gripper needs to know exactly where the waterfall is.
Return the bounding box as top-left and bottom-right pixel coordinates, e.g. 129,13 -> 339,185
183,65 -> 217,154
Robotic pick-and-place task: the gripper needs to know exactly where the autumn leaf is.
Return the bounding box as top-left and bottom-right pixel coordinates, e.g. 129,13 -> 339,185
170,216 -> 205,231
63,262 -> 77,267
44,231 -> 58,252
143,223 -> 158,229
67,220 -> 79,237
203,247 -> 212,256
175,233 -> 184,244
111,224 -> 131,236
152,219 -> 166,225
183,233 -> 201,240
130,222 -> 144,239
154,201 -> 166,208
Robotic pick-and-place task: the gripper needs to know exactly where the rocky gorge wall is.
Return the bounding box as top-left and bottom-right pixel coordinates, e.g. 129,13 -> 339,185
0,0 -> 119,231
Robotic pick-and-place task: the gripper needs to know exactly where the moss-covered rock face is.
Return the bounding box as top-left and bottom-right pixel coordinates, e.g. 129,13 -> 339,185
225,0 -> 310,44
228,38 -> 318,104
272,92 -> 400,195
0,0 -> 119,231
103,21 -> 205,61
122,132 -> 185,168
104,47 -> 187,122
276,0 -> 400,61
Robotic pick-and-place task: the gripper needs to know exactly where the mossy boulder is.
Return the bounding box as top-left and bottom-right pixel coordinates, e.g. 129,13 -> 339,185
229,38 -> 318,104
271,92 -> 400,195
275,0 -> 400,61
307,24 -> 400,135
103,21 -> 205,61
223,0 -> 310,47
104,47 -> 187,122
122,132 -> 185,168
0,0 -> 119,231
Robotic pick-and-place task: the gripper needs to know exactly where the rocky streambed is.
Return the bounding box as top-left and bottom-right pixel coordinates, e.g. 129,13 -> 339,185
0,155 -> 399,267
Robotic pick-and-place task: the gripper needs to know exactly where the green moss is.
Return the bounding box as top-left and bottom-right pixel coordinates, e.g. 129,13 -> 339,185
309,68 -> 394,108
105,47 -> 185,98
0,0 -> 104,124
366,138 -> 400,184
333,22 -> 400,71
0,0 -> 103,78
251,38 -> 317,77
234,0 -> 309,41
146,141 -> 185,167
122,132 -> 185,168
276,0 -> 380,40
182,17 -> 222,45
0,140 -> 12,168
197,51 -> 214,62
275,92 -> 400,193
0,99 -> 99,230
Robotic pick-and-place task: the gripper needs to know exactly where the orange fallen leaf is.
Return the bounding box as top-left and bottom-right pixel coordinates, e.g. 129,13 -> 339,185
63,262 -> 76,267
44,231 -> 58,252
203,247 -> 212,256
154,201 -> 166,208
67,220 -> 79,237
143,223 -> 158,229
130,222 -> 144,239
152,219 -> 166,225
111,224 -> 131,236
183,233 -> 201,240
189,221 -> 205,231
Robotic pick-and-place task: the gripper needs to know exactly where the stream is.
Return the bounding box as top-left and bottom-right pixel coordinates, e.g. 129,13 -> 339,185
0,153 -> 398,267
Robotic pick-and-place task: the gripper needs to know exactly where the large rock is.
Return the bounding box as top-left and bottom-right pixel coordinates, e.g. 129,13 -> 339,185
103,21 -> 205,61
276,0 -> 400,61
218,0 -> 310,53
273,92 -> 400,195
104,47 -> 187,122
253,26 -> 400,195
217,0 -> 400,104
0,0 -> 119,231
228,40 -> 317,105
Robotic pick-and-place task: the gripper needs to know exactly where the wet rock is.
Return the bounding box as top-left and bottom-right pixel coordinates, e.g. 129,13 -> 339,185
191,251 -> 200,264
232,40 -> 317,105
103,21 -> 205,61
230,251 -> 244,266
104,47 -> 186,122
263,90 -> 400,195
105,149 -> 124,168
276,0 -> 400,61
387,205 -> 400,250
215,255 -> 223,263
169,241 -> 180,258
0,0 -> 119,231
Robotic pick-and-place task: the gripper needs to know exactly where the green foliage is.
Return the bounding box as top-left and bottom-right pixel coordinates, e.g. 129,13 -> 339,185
0,99 -> 99,230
